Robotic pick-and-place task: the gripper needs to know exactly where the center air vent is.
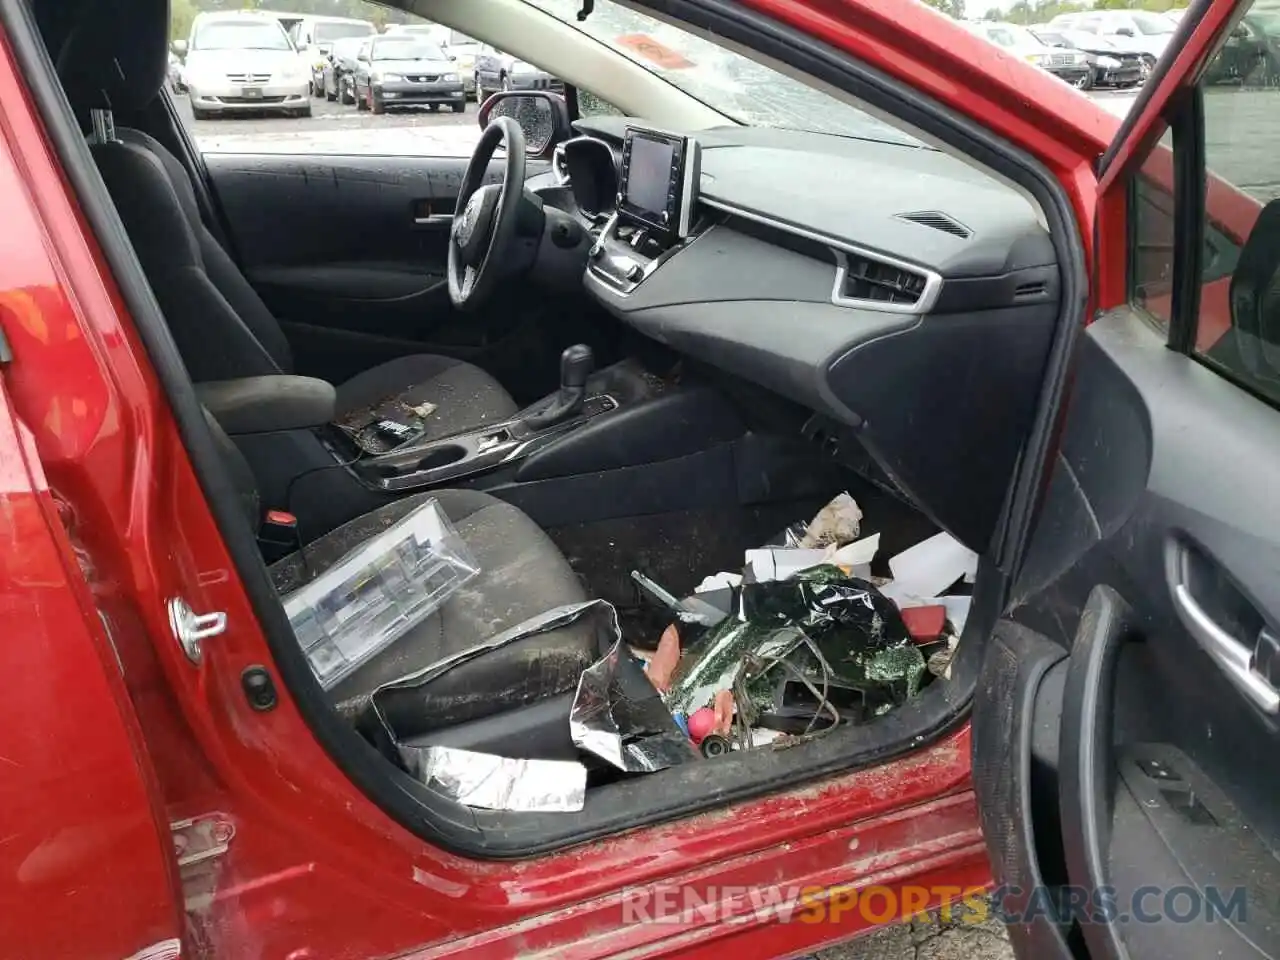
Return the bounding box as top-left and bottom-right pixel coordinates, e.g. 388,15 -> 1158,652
839,254 -> 929,307
896,210 -> 972,239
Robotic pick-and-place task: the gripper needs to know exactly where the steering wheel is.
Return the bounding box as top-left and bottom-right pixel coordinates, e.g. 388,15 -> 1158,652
448,115 -> 528,310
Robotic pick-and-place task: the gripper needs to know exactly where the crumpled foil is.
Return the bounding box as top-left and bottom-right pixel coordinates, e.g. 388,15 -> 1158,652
570,638 -> 700,773
368,600 -> 697,777
399,744 -> 587,812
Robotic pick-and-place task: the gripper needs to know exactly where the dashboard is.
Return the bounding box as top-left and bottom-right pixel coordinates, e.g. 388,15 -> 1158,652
535,116 -> 1064,547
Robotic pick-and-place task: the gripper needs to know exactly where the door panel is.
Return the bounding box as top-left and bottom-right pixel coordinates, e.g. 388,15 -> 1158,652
979,308 -> 1280,959
204,151 -> 550,385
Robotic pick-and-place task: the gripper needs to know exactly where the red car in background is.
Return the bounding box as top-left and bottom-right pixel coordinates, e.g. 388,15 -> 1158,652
1,0 -> 1276,959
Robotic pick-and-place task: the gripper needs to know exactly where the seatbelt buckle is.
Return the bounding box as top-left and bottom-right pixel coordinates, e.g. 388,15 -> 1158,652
258,508 -> 300,563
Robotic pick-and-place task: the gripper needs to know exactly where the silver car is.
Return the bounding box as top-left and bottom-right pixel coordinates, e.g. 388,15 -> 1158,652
353,36 -> 465,114
180,12 -> 311,119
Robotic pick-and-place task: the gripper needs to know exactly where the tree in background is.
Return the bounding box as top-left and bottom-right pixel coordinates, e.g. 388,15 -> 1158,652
170,0 -> 416,41
919,0 -> 967,16
987,0 -> 1190,24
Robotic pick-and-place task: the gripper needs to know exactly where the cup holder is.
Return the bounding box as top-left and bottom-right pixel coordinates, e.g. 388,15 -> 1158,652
418,444 -> 468,471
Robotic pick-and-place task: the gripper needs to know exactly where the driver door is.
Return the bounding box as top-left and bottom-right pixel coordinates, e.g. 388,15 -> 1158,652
973,2 -> 1280,957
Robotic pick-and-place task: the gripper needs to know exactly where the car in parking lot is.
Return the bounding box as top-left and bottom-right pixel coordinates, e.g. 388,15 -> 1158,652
383,24 -> 485,98
1031,27 -> 1151,87
322,35 -> 365,104
473,45 -> 562,101
1047,9 -> 1177,61
963,20 -> 1094,88
281,15 -> 375,97
1203,9 -> 1280,85
440,30 -> 483,98
177,10 -> 311,119
167,50 -> 185,93
353,34 -> 465,114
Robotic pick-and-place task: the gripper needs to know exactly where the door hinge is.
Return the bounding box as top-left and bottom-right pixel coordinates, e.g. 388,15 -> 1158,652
171,814 -> 234,869
171,813 -> 235,916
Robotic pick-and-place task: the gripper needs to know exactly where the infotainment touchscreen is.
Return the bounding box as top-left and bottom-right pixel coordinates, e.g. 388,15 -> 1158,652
617,126 -> 699,238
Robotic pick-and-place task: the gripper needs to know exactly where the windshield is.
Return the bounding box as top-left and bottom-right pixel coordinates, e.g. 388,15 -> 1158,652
1069,30 -> 1116,49
1048,29 -> 1116,50
316,22 -> 374,43
982,25 -> 1024,47
1251,10 -> 1280,33
1131,12 -> 1175,35
332,38 -> 365,58
372,39 -> 447,61
522,0 -> 924,146
193,20 -> 292,52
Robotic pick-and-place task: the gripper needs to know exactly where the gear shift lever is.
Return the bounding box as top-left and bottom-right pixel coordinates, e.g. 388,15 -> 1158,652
524,344 -> 595,430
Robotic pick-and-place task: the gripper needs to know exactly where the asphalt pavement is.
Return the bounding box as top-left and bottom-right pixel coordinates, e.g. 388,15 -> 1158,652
180,92 -> 487,156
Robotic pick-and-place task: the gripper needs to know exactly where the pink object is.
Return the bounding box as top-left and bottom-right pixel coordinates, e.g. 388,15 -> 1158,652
644,624 -> 682,693
712,690 -> 735,736
687,708 -> 716,744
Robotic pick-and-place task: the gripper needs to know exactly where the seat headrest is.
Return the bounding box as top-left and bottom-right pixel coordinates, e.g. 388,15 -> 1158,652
57,0 -> 171,114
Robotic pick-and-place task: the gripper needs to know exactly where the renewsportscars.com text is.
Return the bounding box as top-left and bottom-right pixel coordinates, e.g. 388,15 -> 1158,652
619,883 -> 1248,926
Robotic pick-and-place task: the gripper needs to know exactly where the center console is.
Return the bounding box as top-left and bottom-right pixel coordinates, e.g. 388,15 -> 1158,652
338,344 -> 624,493
351,394 -> 619,492
587,125 -> 703,296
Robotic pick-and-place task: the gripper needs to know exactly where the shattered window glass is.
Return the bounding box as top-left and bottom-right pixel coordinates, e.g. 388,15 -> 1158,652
523,0 -> 927,146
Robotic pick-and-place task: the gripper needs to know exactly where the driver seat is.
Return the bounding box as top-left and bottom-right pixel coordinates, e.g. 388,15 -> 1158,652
54,0 -> 519,441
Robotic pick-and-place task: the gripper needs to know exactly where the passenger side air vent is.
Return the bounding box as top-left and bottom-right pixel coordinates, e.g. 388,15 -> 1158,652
840,254 -> 929,307
1013,280 -> 1048,301
896,210 -> 972,239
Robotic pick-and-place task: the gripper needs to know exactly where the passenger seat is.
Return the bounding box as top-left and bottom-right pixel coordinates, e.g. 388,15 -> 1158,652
205,408 -> 596,717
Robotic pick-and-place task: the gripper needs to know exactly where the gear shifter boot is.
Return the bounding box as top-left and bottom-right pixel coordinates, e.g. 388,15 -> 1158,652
523,344 -> 595,430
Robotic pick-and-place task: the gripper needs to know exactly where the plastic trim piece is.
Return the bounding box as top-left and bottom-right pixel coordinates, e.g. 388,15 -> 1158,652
1167,85 -> 1205,356
1059,584 -> 1133,960
552,134 -> 616,216
701,197 -> 944,314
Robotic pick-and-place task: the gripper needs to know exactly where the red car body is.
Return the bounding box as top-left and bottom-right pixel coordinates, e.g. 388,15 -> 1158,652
0,1 -> 1252,958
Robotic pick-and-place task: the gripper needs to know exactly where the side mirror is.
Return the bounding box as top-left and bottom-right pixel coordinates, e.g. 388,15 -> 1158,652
1114,27 -> 1134,37
477,91 -> 572,158
449,54 -> 458,61
171,39 -> 188,57
1228,199 -> 1280,383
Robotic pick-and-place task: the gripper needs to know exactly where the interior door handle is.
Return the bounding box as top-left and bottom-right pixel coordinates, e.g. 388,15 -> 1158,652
1172,582 -> 1280,714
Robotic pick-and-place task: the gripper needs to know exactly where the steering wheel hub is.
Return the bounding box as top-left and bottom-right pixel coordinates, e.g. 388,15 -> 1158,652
454,184 -> 500,266
447,115 -> 529,310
